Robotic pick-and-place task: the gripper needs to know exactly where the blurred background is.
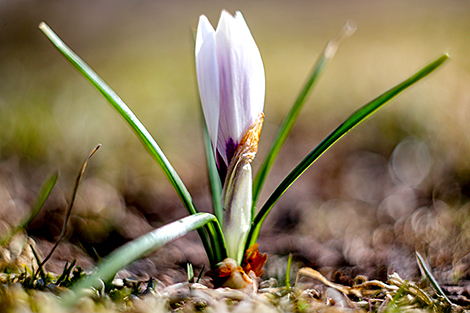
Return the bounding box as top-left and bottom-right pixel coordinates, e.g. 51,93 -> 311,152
1,0 -> 470,288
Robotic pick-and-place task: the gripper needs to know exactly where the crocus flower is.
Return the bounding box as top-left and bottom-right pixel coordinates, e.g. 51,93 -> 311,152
195,10 -> 265,178
195,11 -> 265,263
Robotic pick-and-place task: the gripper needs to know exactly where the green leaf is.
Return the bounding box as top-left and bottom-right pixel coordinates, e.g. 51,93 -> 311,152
286,253 -> 293,291
252,21 -> 356,211
416,251 -> 453,306
246,54 -> 449,249
64,213 -> 219,306
202,116 -> 224,226
0,170 -> 59,246
38,23 -> 194,214
39,22 -> 226,266
187,262 -> 194,282
21,170 -> 59,230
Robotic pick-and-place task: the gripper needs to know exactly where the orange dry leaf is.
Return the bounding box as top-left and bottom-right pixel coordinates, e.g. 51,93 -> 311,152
206,258 -> 254,290
241,243 -> 267,277
206,244 -> 267,290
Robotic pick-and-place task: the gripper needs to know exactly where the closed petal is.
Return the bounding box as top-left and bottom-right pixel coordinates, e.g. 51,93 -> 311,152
215,11 -> 265,166
233,11 -> 265,118
196,15 -> 220,155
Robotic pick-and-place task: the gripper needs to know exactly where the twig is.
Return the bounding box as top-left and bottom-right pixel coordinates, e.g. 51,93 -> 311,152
35,144 -> 101,276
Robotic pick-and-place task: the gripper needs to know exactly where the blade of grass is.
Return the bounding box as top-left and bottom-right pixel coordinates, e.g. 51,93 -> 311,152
416,251 -> 453,306
187,262 -> 194,282
39,22 -> 226,266
286,253 -> 293,291
0,170 -> 59,246
202,116 -> 224,226
56,260 -> 77,286
246,54 -> 449,249
30,244 -> 46,283
252,21 -> 356,211
21,170 -> 59,230
39,22 -> 192,214
196,264 -> 205,283
64,213 -> 219,306
386,281 -> 408,310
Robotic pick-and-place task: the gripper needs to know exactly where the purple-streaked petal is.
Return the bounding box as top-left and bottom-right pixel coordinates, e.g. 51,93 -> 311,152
233,11 -> 265,117
195,15 -> 220,156
215,11 -> 265,166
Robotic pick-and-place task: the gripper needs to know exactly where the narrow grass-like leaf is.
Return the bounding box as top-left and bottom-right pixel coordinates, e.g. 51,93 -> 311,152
416,251 -> 453,306
56,261 -> 70,285
64,213 -> 219,306
56,260 -> 77,286
386,282 -> 408,311
286,253 -> 293,291
0,170 -> 59,246
196,264 -> 205,283
30,244 -> 46,282
21,170 -> 59,230
202,117 -> 224,226
38,22 -> 193,212
208,214 -> 227,263
39,22 -> 225,266
246,54 -> 449,249
252,21 -> 356,211
187,262 -> 194,282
